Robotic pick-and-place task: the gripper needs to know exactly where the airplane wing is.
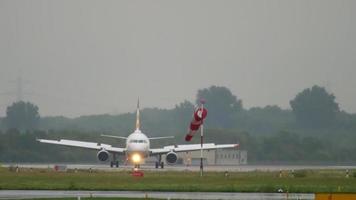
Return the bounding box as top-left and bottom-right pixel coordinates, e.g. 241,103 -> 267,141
37,139 -> 125,153
150,143 -> 238,154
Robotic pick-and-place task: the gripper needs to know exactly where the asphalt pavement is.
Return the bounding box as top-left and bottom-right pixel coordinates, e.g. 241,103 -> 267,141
0,190 -> 315,200
3,163 -> 356,172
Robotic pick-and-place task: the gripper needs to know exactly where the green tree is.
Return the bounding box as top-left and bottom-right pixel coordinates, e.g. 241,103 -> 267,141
242,105 -> 294,134
196,86 -> 243,128
173,100 -> 195,131
260,131 -> 303,161
5,101 -> 40,131
290,85 -> 339,128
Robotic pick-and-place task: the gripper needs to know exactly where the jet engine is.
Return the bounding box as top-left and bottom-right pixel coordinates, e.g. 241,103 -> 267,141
165,151 -> 178,164
97,149 -> 109,161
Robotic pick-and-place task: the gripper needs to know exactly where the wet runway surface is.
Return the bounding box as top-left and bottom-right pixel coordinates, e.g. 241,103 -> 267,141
0,190 -> 314,200
4,163 -> 356,172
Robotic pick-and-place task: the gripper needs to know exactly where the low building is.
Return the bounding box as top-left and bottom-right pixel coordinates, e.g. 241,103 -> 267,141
215,149 -> 247,165
174,149 -> 247,166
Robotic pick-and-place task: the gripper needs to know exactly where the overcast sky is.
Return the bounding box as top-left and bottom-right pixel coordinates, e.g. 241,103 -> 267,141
0,0 -> 355,117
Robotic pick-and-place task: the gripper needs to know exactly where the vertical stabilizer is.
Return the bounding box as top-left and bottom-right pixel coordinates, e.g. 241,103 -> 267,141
136,97 -> 140,130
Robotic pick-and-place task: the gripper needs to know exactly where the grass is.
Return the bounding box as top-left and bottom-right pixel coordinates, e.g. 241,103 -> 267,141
0,167 -> 356,193
27,199 -> 165,200
26,199 -> 165,200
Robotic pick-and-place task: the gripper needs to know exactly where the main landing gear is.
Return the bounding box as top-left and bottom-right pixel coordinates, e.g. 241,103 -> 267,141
110,153 -> 119,168
110,161 -> 119,168
155,155 -> 164,169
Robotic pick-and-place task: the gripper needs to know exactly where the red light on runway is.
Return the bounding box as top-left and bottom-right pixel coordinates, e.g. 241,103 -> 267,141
131,169 -> 144,177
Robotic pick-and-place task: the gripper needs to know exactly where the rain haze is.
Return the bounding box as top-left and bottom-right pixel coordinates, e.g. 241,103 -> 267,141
0,0 -> 355,117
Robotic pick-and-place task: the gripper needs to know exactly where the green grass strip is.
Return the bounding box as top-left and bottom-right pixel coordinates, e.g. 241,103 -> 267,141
1,167 -> 356,193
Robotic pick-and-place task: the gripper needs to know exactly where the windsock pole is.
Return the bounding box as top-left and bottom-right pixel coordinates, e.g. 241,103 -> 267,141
185,98 -> 207,176
200,102 -> 204,177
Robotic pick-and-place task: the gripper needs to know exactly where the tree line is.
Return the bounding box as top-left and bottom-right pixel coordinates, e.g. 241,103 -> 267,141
1,128 -> 356,164
1,85 -> 356,163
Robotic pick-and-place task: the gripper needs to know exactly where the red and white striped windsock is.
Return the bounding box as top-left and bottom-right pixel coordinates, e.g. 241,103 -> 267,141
185,106 -> 208,141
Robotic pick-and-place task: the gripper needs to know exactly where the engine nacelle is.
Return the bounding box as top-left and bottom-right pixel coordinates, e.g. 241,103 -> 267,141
165,151 -> 178,164
97,149 -> 109,162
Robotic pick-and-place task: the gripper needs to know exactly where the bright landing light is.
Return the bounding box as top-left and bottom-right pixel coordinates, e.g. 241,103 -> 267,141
132,154 -> 141,163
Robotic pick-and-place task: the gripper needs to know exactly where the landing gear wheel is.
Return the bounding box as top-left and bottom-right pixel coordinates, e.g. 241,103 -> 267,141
110,161 -> 119,168
156,155 -> 163,169
111,153 -> 118,168
155,162 -> 159,169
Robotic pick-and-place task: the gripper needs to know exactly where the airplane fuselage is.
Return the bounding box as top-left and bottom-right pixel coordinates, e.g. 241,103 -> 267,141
125,129 -> 150,164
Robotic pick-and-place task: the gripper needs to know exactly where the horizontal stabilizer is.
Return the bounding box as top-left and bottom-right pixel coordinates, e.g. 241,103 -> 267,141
148,136 -> 174,140
101,134 -> 127,139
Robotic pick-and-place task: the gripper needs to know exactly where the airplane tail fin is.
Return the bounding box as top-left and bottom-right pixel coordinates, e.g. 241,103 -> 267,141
136,97 -> 140,130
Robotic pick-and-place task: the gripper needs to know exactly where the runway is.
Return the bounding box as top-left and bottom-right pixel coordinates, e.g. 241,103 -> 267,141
0,190 -> 314,200
3,163 -> 356,172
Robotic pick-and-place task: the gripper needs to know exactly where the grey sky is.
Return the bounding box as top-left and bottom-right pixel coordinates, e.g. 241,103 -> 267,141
0,0 -> 355,117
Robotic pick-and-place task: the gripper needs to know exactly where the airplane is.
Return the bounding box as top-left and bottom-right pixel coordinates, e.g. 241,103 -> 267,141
37,100 -> 238,169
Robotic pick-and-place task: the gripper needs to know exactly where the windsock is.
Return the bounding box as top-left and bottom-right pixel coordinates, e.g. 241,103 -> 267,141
185,107 -> 208,141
